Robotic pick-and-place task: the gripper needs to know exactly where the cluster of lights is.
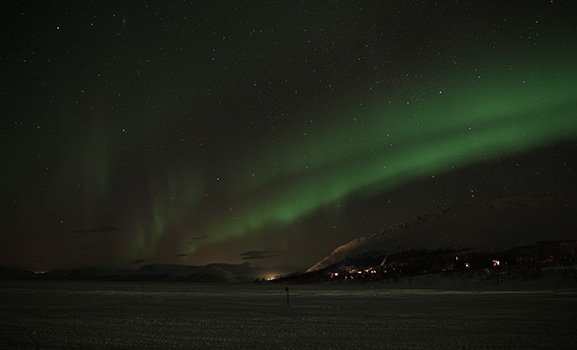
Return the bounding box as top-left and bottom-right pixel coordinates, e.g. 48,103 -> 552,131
456,256 -> 502,269
329,258 -> 505,279
328,267 -> 378,279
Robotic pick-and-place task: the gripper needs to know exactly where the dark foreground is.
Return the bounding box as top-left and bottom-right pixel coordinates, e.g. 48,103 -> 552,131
1,281 -> 576,349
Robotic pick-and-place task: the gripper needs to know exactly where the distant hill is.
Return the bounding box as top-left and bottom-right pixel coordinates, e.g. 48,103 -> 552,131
43,267 -> 130,280
0,266 -> 36,279
132,263 -> 238,282
308,192 -> 577,272
14,262 -> 298,282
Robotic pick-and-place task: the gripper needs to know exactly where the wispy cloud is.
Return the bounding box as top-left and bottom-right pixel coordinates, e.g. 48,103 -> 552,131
70,226 -> 119,233
188,235 -> 209,242
240,250 -> 280,260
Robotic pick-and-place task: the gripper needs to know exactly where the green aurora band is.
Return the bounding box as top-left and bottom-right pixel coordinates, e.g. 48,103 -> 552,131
114,50 -> 577,261
186,55 -> 577,254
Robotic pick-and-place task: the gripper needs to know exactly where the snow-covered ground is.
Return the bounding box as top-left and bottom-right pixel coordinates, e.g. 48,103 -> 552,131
1,281 -> 576,349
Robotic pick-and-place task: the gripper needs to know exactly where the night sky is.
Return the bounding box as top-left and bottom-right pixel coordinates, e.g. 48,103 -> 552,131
2,1 -> 577,271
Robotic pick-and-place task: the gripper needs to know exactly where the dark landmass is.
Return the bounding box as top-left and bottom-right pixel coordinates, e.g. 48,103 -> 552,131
271,242 -> 577,287
0,266 -> 36,280
309,192 -> 577,272
5,193 -> 576,287
0,263 -> 299,283
269,193 -> 577,285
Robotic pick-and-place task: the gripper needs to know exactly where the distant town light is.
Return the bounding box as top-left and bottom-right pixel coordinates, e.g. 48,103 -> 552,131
328,272 -> 340,278
492,260 -> 500,267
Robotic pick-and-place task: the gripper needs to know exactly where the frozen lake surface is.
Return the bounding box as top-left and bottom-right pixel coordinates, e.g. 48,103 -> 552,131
1,281 -> 576,349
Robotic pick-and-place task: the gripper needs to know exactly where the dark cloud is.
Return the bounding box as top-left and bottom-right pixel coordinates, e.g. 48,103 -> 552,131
240,250 -> 280,260
175,253 -> 188,257
188,235 -> 209,242
130,259 -> 146,264
70,226 -> 119,234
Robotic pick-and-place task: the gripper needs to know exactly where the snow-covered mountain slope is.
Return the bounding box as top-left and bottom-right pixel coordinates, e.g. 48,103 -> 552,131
308,193 -> 577,271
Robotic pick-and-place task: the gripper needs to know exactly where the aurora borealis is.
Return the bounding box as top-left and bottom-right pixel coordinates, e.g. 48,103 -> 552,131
1,1 -> 577,270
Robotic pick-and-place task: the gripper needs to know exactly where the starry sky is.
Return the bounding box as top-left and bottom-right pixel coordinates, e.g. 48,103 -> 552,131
1,1 -> 577,271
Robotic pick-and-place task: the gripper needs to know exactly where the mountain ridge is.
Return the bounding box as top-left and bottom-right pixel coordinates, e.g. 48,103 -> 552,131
308,192 -> 577,272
